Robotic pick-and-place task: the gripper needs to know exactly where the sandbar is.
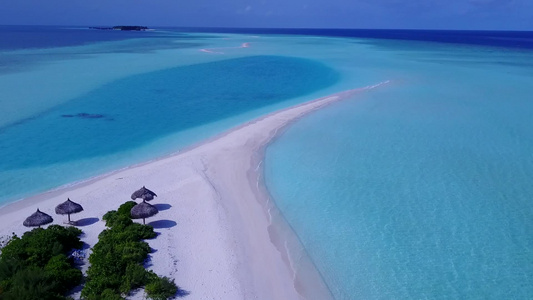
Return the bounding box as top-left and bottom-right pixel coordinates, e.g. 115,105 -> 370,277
0,82 -> 387,299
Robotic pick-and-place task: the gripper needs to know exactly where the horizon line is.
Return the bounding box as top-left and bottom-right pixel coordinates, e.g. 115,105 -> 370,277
0,24 -> 532,32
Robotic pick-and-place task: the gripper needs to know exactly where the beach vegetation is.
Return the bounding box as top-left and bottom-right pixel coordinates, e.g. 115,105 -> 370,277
0,225 -> 83,300
144,276 -> 179,300
0,234 -> 14,250
82,201 -> 178,300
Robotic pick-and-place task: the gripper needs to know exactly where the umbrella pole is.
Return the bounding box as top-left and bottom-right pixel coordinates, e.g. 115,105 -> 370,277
68,213 -> 71,223
143,218 -> 146,225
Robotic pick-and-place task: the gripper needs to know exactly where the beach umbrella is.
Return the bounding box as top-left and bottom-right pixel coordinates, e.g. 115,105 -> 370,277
130,201 -> 158,224
141,193 -> 154,201
55,198 -> 84,223
131,186 -> 157,201
23,209 -> 53,228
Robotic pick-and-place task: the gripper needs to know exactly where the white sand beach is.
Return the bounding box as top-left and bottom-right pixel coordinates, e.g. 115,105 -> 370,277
0,82 -> 386,299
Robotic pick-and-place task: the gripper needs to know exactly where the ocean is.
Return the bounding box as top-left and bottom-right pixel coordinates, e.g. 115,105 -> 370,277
1,26 -> 532,298
264,30 -> 533,298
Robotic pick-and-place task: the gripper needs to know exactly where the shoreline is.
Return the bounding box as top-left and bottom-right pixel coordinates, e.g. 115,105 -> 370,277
0,83 -> 387,299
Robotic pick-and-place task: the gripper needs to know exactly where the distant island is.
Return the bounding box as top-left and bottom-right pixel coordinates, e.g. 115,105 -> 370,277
89,26 -> 149,31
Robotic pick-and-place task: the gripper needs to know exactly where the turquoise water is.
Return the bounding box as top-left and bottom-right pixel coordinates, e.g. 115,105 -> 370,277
2,27 -> 532,298
0,53 -> 338,203
0,28 -> 348,204
266,41 -> 533,298
1,56 -> 337,169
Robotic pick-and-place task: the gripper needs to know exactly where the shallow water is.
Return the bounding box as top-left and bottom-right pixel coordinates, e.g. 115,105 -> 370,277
265,38 -> 533,299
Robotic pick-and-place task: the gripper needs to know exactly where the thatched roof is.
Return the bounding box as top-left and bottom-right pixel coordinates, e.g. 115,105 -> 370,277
131,186 -> 157,201
142,193 -> 154,201
130,201 -> 158,220
55,198 -> 84,215
23,209 -> 53,227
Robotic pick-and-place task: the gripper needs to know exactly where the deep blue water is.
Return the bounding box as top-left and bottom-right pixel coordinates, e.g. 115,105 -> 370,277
0,25 -> 172,50
182,27 -> 533,50
0,26 -> 211,75
4,26 -> 532,51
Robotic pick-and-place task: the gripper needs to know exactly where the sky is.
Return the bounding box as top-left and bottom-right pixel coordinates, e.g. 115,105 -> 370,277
0,0 -> 532,30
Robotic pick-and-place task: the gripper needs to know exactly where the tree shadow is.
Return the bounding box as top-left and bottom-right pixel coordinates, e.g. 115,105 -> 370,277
148,220 -> 177,229
75,217 -> 99,227
81,242 -> 91,250
67,282 -> 84,297
154,203 -> 172,211
71,243 -> 89,268
176,289 -> 191,298
143,255 -> 153,268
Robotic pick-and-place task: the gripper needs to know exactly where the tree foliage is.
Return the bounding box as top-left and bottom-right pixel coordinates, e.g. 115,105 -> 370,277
0,225 -> 83,300
145,276 -> 179,300
82,201 -> 177,300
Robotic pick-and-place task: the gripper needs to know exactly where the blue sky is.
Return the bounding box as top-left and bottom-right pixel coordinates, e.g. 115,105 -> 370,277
1,0 -> 532,30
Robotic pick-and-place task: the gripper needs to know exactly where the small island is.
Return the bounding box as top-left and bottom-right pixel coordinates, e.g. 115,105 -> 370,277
89,26 -> 149,31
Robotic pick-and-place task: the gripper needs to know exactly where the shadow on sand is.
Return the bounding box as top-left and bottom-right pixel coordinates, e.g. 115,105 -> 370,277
154,203 -> 172,211
176,289 -> 190,298
75,217 -> 99,227
148,220 -> 177,229
81,242 -> 91,250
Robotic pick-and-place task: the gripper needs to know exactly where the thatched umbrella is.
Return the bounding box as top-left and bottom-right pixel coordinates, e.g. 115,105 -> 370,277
23,209 -> 53,228
130,201 -> 158,224
131,186 -> 157,201
55,198 -> 84,223
141,193 -> 154,201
